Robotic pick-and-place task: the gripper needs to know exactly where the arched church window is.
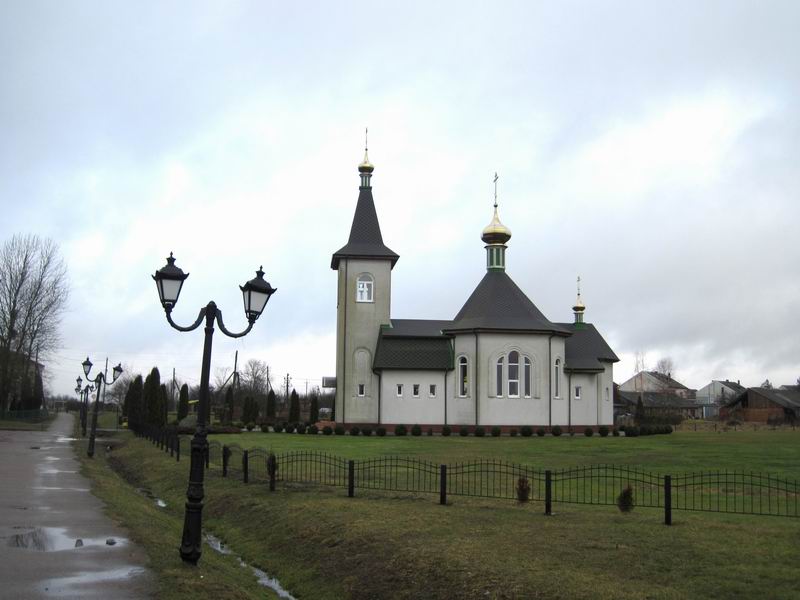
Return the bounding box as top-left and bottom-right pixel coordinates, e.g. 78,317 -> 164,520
458,356 -> 468,397
524,357 -> 532,397
508,351 -> 520,397
554,359 -> 561,398
496,356 -> 504,397
356,274 -> 374,303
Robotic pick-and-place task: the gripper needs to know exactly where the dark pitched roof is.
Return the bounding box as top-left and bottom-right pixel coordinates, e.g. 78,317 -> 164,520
717,380 -> 746,395
373,334 -> 453,371
444,271 -> 569,334
557,323 -> 619,372
647,371 -> 690,390
617,391 -> 700,410
385,319 -> 453,338
331,186 -> 399,269
731,388 -> 800,411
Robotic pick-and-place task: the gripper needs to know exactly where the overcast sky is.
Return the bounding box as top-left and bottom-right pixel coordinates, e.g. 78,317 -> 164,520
1,0 -> 798,397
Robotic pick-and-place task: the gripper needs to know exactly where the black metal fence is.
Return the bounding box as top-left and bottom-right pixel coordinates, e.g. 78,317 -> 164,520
135,426 -> 799,524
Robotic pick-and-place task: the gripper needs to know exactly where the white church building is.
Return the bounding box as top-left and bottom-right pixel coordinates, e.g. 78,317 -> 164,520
331,149 -> 618,431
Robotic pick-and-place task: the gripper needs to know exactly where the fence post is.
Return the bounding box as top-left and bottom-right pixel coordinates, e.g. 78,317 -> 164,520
222,445 -> 229,477
440,464 -> 447,505
243,450 -> 249,484
176,436 -> 180,462
545,470 -> 552,516
268,453 -> 276,492
205,445 -> 210,469
664,475 -> 672,526
348,460 -> 355,498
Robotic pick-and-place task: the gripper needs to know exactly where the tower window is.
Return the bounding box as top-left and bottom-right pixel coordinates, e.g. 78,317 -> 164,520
396,384 -> 403,397
429,384 -> 436,397
356,274 -> 374,303
357,384 -> 365,397
508,351 -> 520,397
458,356 -> 468,397
605,387 -> 610,401
496,356 -> 504,396
524,357 -> 532,397
575,386 -> 582,400
413,384 -> 420,397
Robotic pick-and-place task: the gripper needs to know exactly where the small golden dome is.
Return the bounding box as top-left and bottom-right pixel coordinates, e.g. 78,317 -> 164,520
358,148 -> 374,173
481,205 -> 512,245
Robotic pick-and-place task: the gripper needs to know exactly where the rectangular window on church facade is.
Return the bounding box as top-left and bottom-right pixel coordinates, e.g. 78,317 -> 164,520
396,384 -> 403,397
575,386 -> 582,399
413,384 -> 420,397
357,384 -> 365,397
429,384 -> 436,397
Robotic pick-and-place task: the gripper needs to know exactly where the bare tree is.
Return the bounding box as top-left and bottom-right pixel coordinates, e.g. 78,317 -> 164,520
241,359 -> 271,398
0,234 -> 69,411
633,351 -> 647,393
654,357 -> 676,378
103,363 -> 135,407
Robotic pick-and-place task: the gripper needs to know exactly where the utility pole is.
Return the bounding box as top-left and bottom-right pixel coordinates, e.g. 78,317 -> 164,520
284,373 -> 291,418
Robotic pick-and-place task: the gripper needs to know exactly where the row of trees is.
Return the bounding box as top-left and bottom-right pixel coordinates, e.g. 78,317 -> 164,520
0,234 -> 68,412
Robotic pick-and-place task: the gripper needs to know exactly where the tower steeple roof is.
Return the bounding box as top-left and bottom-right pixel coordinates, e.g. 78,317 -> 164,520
331,143 -> 399,270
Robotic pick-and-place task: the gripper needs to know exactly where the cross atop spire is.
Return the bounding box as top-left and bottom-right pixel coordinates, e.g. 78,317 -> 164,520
365,127 -> 369,152
493,172 -> 499,208
573,275 -> 586,324
358,127 -> 374,184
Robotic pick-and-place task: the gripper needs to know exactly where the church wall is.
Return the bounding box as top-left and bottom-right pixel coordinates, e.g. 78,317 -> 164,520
447,334 -> 478,425
600,363 -> 614,425
568,372 -> 599,426
336,258 -> 392,423
380,370 -> 447,425
550,337 -> 569,426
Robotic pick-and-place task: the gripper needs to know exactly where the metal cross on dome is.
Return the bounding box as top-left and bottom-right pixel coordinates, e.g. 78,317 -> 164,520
493,172 -> 499,208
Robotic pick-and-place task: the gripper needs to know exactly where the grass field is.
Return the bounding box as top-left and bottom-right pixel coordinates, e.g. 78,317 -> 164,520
81,429 -> 800,599
209,428 -> 800,478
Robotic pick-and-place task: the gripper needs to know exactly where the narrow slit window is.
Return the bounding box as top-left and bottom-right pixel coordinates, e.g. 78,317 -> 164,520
412,384 -> 420,397
429,384 -> 436,397
496,356 -> 504,396
554,359 -> 561,398
357,384 -> 365,397
575,386 -> 581,400
508,351 -> 519,397
458,356 -> 468,397
396,384 -> 403,397
524,357 -> 531,397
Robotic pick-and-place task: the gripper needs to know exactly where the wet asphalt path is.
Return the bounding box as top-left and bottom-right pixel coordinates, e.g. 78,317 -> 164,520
0,413 -> 152,599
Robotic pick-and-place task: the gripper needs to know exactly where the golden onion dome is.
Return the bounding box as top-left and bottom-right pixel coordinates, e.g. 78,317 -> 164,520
358,148 -> 374,173
481,205 -> 512,245
573,295 -> 585,313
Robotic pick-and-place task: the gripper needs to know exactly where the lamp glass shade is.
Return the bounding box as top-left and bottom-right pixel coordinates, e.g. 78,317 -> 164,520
82,357 -> 92,378
112,363 -> 123,382
152,253 -> 189,308
75,386 -> 81,394
76,377 -> 82,387
240,267 -> 275,321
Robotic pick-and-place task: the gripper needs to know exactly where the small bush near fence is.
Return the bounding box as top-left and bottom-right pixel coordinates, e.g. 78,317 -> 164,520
536,427 -> 546,437
260,423 -> 270,433
474,426 -> 486,437
395,424 -> 407,436
459,427 -> 470,437
296,424 -> 307,434
308,424 -> 318,435
516,476 -> 531,503
510,428 -> 518,437
491,426 -> 501,437
334,425 -> 345,435
274,423 -> 284,433
617,484 -> 635,513
442,425 -> 451,437
599,426 -> 609,437
350,426 -> 360,436
521,426 -> 533,437
551,425 -> 562,437
612,427 -> 620,437
584,428 -> 594,437
322,426 -> 332,436
246,422 -> 255,431
362,427 -> 373,436
376,427 -> 386,437
411,424 -> 422,436
285,423 -> 296,434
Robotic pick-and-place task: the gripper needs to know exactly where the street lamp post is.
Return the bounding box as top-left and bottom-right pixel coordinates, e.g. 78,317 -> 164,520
152,253 -> 275,565
74,381 -> 83,431
82,357 -> 123,458
76,377 -> 93,437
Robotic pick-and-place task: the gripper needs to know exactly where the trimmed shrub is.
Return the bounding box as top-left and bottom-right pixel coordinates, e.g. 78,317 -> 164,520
260,423 -> 270,433
410,424 -> 422,436
296,423 -> 307,434
536,427 -> 546,437
246,422 -> 255,431
551,425 -> 562,437
612,427 -> 620,437
349,426 -> 360,436
322,425 -> 333,435
584,427 -> 594,437
362,426 -> 373,437
441,425 -> 452,437
307,424 -> 318,435
626,426 -> 640,437
394,424 -> 407,436
284,423 -> 296,434
619,424 -> 627,432
665,425 -> 673,434
233,421 -> 244,430
491,426 -> 501,437
474,426 -> 485,437
510,428 -> 518,437
516,476 -> 531,503
598,425 -> 610,437
273,422 -> 284,433
334,425 -> 346,435
427,428 -> 434,436
376,426 -> 387,437
617,484 -> 635,513
459,427 -> 470,437
521,425 -> 533,437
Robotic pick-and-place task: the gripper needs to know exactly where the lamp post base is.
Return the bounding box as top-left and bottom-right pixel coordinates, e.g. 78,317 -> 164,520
179,428 -> 207,564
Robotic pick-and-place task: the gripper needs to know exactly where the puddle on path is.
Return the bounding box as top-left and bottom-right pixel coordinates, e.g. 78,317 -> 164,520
43,456 -> 60,462
33,486 -> 90,492
156,499 -> 167,508
55,437 -> 78,442
5,527 -> 128,552
41,565 -> 147,592
205,533 -> 295,599
39,468 -> 78,475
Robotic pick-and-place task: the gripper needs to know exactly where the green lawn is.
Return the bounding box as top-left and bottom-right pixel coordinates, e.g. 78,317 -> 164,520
88,433 -> 800,600
209,429 -> 800,478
